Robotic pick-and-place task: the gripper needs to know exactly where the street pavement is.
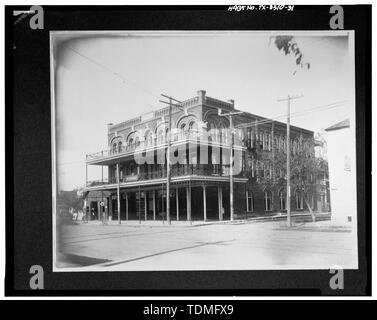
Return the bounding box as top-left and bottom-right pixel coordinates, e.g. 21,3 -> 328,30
56,219 -> 358,271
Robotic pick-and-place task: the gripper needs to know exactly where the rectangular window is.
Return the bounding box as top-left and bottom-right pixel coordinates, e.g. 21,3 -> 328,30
246,190 -> 254,212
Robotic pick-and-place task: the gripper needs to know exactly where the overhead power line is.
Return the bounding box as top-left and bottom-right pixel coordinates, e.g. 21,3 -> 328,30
235,100 -> 348,129
57,99 -> 348,167
65,45 -> 160,113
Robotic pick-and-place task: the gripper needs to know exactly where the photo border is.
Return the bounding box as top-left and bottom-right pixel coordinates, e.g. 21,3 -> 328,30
5,4 -> 371,296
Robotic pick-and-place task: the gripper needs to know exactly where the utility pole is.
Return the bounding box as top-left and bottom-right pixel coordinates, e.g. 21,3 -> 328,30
159,94 -> 185,225
138,185 -> 141,225
166,96 -> 172,225
218,108 -> 243,221
277,94 -> 303,227
116,162 -> 121,224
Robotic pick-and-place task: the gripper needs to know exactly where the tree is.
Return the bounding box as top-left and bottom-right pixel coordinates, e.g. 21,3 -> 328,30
271,35 -> 310,74
248,137 -> 328,222
56,189 -> 84,213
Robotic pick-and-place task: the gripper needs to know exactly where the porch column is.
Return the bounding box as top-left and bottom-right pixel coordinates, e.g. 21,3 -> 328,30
97,201 -> 101,221
186,185 -> 191,222
125,192 -> 129,221
217,186 -> 223,221
202,185 -> 207,221
176,187 -> 179,221
144,191 -> 147,221
246,189 -> 249,212
153,190 -> 156,221
116,163 -> 121,224
108,196 -> 113,218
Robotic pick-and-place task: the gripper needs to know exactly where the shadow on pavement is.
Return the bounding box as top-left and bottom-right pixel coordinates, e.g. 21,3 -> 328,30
100,240 -> 233,267
56,253 -> 111,268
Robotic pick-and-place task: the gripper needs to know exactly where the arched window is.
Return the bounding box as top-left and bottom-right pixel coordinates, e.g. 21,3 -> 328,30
189,121 -> 198,138
127,132 -> 135,147
189,121 -> 197,130
246,189 -> 254,212
135,136 -> 140,147
112,143 -> 117,154
279,189 -> 286,211
207,122 -> 217,142
264,189 -> 272,211
145,131 -> 153,146
157,130 -> 164,144
295,189 -> 304,210
219,123 -> 227,143
118,141 -> 122,153
180,123 -> 187,139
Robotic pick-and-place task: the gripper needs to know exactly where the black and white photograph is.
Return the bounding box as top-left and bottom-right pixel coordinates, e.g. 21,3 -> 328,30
51,30 -> 358,271
6,4 -> 371,299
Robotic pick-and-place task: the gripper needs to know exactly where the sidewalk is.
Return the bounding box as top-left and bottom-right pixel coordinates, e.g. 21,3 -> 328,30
72,212 -> 332,228
276,219 -> 353,233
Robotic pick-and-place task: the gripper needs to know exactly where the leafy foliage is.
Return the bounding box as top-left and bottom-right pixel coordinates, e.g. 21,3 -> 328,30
57,189 -> 84,212
273,35 -> 310,74
252,137 -> 326,193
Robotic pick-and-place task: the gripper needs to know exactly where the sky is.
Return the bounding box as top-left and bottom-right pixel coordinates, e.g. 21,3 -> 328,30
52,31 -> 354,191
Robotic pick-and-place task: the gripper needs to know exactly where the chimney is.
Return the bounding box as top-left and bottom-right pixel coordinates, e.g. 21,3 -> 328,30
197,90 -> 206,104
228,99 -> 235,109
107,123 -> 113,131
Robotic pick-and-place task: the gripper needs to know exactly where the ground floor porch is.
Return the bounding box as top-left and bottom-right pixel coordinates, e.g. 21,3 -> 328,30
84,181 -> 245,222
83,179 -> 328,223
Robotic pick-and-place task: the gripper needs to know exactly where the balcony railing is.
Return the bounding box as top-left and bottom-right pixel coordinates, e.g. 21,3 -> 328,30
85,164 -> 244,187
86,130 -> 245,162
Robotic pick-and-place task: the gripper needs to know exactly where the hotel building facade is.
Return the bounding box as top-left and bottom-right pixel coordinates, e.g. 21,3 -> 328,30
83,90 -> 321,222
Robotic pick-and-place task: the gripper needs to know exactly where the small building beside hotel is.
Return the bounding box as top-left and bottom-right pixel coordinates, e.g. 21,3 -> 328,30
325,119 -> 357,224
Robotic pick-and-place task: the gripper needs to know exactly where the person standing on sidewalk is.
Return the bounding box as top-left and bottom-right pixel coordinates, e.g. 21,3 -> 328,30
101,202 -> 108,225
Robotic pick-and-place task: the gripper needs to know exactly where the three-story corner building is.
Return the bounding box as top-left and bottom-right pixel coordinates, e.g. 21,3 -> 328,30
83,90 -> 317,222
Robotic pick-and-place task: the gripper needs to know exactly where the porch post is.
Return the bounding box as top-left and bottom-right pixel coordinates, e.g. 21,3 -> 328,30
153,190 -> 156,221
176,187 -> 179,221
186,185 -> 191,222
218,186 -> 223,221
116,163 -> 121,224
125,192 -> 129,221
144,191 -> 147,221
246,189 -> 249,212
218,186 -> 221,220
108,196 -> 113,218
202,185 -> 207,221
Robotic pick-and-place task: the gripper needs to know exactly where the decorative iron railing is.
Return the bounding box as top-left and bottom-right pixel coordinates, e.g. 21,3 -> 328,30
85,164 -> 244,187
86,131 -> 245,162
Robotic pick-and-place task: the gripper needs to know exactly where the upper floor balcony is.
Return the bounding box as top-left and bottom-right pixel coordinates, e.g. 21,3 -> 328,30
86,129 -> 246,166
85,163 -> 246,190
